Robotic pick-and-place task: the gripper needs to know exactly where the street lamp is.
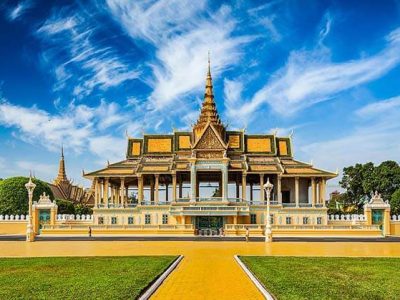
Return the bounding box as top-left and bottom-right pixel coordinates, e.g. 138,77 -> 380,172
263,177 -> 274,242
25,175 -> 36,242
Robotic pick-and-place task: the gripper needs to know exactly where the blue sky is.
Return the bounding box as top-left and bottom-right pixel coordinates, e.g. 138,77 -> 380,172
0,0 -> 400,190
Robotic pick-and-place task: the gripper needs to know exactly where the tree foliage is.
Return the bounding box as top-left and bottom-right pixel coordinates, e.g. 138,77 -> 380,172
75,204 -> 93,215
55,199 -> 76,214
391,190 -> 400,215
339,161 -> 400,212
0,177 -> 54,215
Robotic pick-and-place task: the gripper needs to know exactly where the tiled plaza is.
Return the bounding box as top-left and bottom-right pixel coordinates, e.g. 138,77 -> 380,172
1,241 -> 399,299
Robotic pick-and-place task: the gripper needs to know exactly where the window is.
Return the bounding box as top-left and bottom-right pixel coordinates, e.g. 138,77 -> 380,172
145,214 -> 151,224
162,214 -> 168,225
128,217 -> 134,224
111,217 -> 117,224
270,214 -> 274,225
303,217 -> 308,225
98,217 -> 104,225
285,216 -> 291,225
250,214 -> 257,224
317,217 -> 322,225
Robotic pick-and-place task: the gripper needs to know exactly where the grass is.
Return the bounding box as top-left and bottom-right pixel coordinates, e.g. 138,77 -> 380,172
240,256 -> 400,300
0,256 -> 177,299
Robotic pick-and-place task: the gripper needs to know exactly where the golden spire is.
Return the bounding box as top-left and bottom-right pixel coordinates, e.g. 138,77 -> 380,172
193,53 -> 225,141
204,50 -> 214,104
54,145 -> 69,184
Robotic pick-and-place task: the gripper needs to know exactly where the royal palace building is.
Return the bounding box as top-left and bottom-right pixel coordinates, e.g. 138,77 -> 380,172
83,60 -> 339,235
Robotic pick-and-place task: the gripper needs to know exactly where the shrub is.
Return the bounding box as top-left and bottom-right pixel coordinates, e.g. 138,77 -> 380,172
74,204 -> 93,215
0,177 -> 54,215
55,199 -> 75,214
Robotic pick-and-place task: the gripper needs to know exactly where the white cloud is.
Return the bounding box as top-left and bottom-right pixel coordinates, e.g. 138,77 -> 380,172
37,16 -> 77,35
300,96 -> 400,181
106,0 -> 252,109
8,0 -> 33,21
16,161 -> 57,178
106,0 -> 206,44
88,136 -> 126,163
229,27 -> 400,119
37,12 -> 140,97
355,96 -> 400,118
223,78 -> 244,120
0,98 -> 134,162
318,12 -> 332,46
258,16 -> 282,42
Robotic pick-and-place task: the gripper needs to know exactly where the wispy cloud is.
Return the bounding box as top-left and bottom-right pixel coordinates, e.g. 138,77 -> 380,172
300,94 -> 400,178
8,0 -> 33,21
318,12 -> 332,46
106,0 -> 252,110
16,161 -> 57,178
229,27 -> 400,121
0,98 -> 136,162
355,96 -> 400,117
247,2 -> 283,43
37,11 -> 140,97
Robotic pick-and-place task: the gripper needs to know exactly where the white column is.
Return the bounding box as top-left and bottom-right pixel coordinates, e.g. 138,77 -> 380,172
277,175 -> 282,204
190,163 -> 196,202
94,178 -> 99,207
138,175 -> 143,205
295,177 -> 299,207
260,174 -> 265,203
242,173 -> 247,201
311,178 -> 316,207
155,174 -> 159,204
222,164 -> 228,202
319,178 -> 326,206
172,174 -> 177,202
120,178 -> 125,207
104,178 -> 109,207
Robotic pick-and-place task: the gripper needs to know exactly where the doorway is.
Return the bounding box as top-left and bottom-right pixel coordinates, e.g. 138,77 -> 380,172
195,216 -> 223,236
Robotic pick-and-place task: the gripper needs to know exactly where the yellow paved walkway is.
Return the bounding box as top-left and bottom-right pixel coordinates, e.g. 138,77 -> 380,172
0,241 -> 399,299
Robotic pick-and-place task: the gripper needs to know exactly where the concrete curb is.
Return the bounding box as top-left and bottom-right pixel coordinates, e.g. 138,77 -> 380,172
234,255 -> 275,300
138,255 -> 183,300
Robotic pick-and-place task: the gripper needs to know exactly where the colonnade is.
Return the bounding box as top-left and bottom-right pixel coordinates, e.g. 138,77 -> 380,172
93,174 -> 327,207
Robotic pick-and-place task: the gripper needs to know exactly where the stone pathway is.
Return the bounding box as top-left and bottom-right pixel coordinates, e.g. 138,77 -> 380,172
0,241 -> 399,299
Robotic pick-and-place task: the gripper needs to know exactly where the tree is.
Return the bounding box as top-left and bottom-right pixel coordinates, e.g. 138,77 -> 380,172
340,163 -> 374,211
0,177 -> 54,215
75,204 -> 92,215
55,199 -> 75,214
391,190 -> 400,215
371,161 -> 400,201
339,161 -> 400,211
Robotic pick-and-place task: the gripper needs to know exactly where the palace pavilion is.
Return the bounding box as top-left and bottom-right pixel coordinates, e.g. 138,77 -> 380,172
83,59 -> 338,235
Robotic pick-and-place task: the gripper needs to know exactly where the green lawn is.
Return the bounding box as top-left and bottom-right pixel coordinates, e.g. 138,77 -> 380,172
0,256 -> 177,299
240,256 -> 400,300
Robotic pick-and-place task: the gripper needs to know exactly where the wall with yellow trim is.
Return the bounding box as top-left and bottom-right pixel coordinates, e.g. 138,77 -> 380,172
390,222 -> 400,236
0,222 -> 27,235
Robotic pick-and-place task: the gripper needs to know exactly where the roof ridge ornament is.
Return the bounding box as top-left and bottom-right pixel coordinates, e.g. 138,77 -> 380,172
192,53 -> 225,143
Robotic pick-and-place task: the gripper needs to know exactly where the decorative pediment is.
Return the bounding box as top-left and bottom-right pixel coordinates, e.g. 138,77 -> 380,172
193,123 -> 227,150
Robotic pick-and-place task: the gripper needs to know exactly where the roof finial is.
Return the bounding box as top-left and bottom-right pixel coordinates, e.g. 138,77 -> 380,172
208,50 -> 211,73
54,144 -> 68,184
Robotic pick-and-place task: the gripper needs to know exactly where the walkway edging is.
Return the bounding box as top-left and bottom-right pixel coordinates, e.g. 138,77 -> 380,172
139,255 -> 184,300
234,255 -> 274,300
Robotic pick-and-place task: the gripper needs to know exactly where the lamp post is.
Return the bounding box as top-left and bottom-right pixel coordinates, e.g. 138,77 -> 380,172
263,177 -> 273,242
25,175 -> 36,242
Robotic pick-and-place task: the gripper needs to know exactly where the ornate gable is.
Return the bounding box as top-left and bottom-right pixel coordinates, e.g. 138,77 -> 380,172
193,124 -> 227,150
